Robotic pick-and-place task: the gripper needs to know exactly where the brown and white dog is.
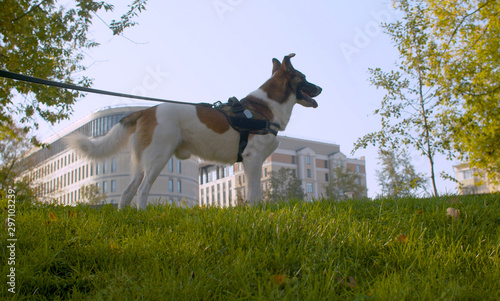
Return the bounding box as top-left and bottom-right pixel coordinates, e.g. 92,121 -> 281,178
67,53 -> 322,209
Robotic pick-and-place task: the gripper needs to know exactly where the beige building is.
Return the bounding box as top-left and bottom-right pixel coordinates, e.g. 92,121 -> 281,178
453,163 -> 500,195
199,136 -> 367,206
22,106 -> 200,207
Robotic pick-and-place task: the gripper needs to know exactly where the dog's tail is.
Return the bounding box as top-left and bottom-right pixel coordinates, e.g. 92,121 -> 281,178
65,109 -> 146,159
65,124 -> 131,159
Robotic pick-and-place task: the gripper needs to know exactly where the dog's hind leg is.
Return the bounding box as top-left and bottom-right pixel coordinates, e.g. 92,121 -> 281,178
136,133 -> 179,210
119,168 -> 144,210
136,155 -> 172,210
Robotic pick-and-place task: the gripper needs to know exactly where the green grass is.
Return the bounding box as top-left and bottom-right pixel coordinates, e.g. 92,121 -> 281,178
1,194 -> 500,300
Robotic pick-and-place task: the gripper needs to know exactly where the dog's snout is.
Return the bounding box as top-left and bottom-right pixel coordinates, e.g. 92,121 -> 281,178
312,85 -> 322,97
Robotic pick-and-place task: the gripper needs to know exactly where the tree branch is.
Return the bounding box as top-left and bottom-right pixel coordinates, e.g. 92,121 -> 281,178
10,0 -> 51,23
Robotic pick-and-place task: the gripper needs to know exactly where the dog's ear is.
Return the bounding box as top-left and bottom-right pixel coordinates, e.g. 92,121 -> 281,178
282,53 -> 296,73
272,58 -> 281,75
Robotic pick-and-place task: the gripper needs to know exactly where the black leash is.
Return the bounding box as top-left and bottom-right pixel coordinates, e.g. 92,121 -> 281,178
1,69 -> 281,162
0,69 -> 198,106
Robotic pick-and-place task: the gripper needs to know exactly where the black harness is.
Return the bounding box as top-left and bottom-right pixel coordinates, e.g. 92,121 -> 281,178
204,97 -> 280,162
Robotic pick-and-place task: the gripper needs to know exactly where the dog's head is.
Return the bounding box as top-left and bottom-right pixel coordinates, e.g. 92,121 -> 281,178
261,53 -> 322,108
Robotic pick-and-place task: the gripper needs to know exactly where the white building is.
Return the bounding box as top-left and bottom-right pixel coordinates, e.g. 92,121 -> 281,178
22,105 -> 199,207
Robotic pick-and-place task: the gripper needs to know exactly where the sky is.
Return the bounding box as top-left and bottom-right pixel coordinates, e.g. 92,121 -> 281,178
37,0 -> 459,197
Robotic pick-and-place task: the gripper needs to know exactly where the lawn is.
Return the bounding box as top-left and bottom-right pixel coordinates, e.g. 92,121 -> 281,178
1,194 -> 499,300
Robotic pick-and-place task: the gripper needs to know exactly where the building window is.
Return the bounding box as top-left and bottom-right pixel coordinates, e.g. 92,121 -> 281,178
177,160 -> 181,174
90,163 -> 93,176
306,183 -> 313,193
211,186 -> 215,205
291,156 -> 296,164
103,160 -> 108,174
96,163 -> 100,175
217,183 -> 220,204
338,160 -> 342,168
325,173 -> 329,182
177,181 -> 182,193
463,169 -> 474,180
102,181 -> 108,193
168,158 -> 173,173
111,158 -> 117,173
169,180 -> 174,192
358,178 -> 362,185
306,156 -> 311,165
356,165 -> 361,173
324,160 -> 328,168
111,180 -> 116,193
307,169 -> 312,178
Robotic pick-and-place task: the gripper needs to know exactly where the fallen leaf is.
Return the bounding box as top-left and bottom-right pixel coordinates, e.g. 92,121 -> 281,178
337,276 -> 356,288
110,242 -> 122,254
447,207 -> 460,219
270,274 -> 287,286
49,211 -> 57,222
396,234 -> 408,243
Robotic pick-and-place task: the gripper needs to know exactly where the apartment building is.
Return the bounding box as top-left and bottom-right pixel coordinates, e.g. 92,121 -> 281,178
453,163 -> 499,195
22,105 -> 199,207
199,136 -> 367,206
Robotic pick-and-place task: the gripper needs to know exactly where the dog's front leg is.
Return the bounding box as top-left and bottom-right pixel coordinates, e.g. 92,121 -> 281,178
241,134 -> 279,205
242,154 -> 265,205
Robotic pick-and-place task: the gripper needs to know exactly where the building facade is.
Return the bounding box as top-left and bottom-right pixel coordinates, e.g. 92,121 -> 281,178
453,163 -> 500,195
22,106 -> 200,207
199,136 -> 367,206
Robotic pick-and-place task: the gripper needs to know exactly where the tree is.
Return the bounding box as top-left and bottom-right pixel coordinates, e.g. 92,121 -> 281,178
353,0 -> 450,196
79,183 -> 107,205
376,148 -> 427,198
0,124 -> 36,202
265,168 -> 304,201
0,0 -> 147,144
421,0 -> 500,184
326,166 -> 366,200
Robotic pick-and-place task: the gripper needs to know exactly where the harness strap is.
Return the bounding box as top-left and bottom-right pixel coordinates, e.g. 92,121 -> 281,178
214,97 -> 280,162
237,130 -> 250,162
